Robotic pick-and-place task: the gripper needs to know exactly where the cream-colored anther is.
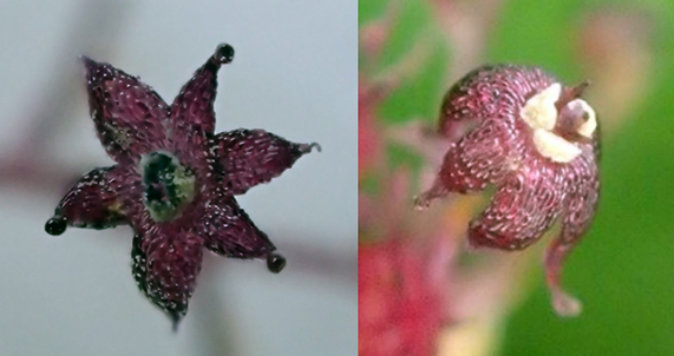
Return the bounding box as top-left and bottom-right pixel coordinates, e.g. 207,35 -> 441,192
532,128 -> 582,163
566,99 -> 597,138
520,83 -> 561,131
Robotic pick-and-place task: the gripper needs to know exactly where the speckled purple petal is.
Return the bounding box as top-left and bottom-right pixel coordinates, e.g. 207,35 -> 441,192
438,64 -> 555,139
200,187 -> 275,258
53,165 -> 127,229
545,145 -> 599,315
468,157 -> 565,250
415,118 -> 517,207
441,118 -> 518,192
82,57 -> 169,163
168,44 -> 234,160
212,129 -> 319,195
131,229 -> 203,328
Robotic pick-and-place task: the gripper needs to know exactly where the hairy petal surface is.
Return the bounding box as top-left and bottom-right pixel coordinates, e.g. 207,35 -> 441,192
415,118 -> 520,207
83,57 -> 169,163
213,129 -> 318,195
200,187 -> 275,258
131,229 -> 203,327
545,146 -> 599,316
441,118 -> 519,191
169,44 -> 234,161
53,166 -> 127,230
468,158 -> 565,250
438,64 -> 555,139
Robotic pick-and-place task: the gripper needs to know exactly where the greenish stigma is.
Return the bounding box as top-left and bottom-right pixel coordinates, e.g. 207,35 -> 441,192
140,151 -> 196,222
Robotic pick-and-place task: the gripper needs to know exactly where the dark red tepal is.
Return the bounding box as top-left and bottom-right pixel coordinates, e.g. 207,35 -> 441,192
45,44 -> 318,328
417,65 -> 600,316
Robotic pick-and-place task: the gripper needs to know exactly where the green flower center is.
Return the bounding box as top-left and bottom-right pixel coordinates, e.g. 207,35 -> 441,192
140,151 -> 196,222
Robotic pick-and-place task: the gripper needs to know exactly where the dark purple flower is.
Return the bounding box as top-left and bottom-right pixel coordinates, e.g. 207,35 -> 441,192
416,65 -> 599,316
45,44 -> 318,327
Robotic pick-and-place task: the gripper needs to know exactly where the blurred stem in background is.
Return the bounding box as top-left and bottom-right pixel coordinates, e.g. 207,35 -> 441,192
0,1 -> 128,191
359,0 -> 674,355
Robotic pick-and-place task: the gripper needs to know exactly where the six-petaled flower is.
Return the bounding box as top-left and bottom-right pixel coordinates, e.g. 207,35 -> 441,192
45,43 -> 318,327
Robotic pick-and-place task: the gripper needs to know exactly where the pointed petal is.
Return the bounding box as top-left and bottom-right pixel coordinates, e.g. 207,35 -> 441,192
45,166 -> 127,235
212,129 -> 318,195
545,147 -> 599,316
468,159 -> 565,250
83,57 -> 169,163
416,118 -> 518,208
201,189 -> 276,260
168,44 -> 234,155
131,228 -> 203,325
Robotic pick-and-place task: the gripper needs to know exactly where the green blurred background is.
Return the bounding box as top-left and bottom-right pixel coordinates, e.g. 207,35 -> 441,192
360,0 -> 674,354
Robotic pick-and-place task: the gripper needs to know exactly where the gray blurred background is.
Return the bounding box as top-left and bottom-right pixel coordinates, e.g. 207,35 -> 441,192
0,1 -> 356,355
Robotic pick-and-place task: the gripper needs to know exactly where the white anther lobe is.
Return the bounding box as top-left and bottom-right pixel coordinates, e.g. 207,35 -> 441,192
567,99 -> 597,138
520,83 -> 588,163
521,83 -> 561,131
533,129 -> 582,163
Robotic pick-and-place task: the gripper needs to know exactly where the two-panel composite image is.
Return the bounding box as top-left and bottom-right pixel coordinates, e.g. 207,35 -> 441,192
0,1 -> 672,355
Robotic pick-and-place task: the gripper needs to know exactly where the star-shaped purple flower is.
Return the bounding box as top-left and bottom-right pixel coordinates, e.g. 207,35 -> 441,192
416,65 -> 600,316
45,43 -> 319,326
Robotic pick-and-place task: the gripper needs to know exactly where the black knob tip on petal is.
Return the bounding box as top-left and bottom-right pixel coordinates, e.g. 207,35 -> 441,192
214,43 -> 235,64
267,253 -> 286,273
45,216 -> 67,236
